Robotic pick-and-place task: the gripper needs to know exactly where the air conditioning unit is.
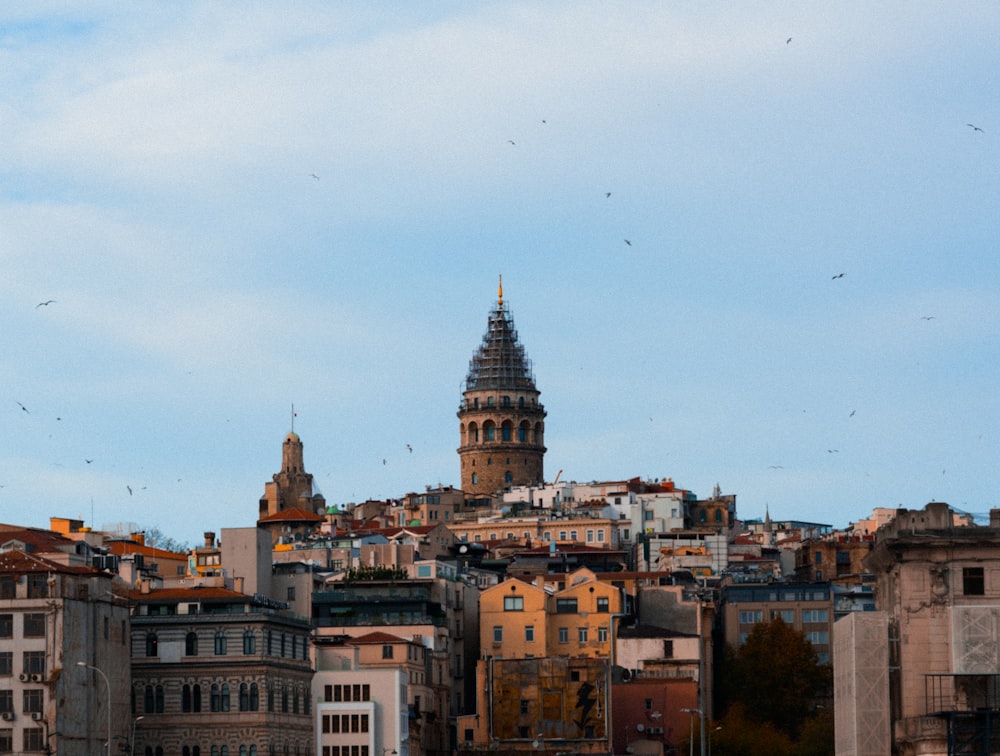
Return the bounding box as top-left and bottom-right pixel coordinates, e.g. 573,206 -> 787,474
1,712 -> 13,721
18,673 -> 29,682
31,712 -> 43,721
30,674 -> 42,683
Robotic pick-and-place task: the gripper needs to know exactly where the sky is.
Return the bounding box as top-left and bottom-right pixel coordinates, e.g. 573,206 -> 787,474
2,2 -> 999,547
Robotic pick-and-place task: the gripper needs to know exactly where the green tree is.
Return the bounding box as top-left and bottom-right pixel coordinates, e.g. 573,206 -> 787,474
721,618 -> 832,742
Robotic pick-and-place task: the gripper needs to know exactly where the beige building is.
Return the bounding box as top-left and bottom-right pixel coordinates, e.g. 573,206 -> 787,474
457,281 -> 546,495
839,502 -> 1000,755
0,543 -> 131,756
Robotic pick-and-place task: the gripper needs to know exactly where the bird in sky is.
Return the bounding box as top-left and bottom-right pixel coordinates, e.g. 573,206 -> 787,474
832,273 -> 845,280
605,192 -> 612,198
967,123 -> 985,133
768,465 -> 784,469
921,315 -> 936,320
309,173 -> 320,180
126,485 -> 133,495
35,300 -> 55,308
827,449 -> 839,454
624,239 -> 632,246
849,410 -> 856,417
382,458 -> 387,465
507,140 -> 516,145
786,37 -> 792,44
85,458 -> 93,464
16,401 -> 29,413
406,444 -> 412,454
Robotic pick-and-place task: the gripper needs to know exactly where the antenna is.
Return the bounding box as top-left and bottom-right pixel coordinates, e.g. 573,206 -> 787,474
291,403 -> 296,433
498,274 -> 503,305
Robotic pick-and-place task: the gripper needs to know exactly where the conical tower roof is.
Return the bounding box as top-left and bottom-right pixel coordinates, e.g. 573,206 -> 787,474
463,281 -> 537,392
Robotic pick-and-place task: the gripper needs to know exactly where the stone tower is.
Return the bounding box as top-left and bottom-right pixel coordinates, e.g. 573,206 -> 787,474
458,278 -> 546,495
258,430 -> 325,518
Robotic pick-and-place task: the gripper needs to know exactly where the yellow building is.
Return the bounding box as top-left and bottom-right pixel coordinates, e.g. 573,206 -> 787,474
462,569 -> 623,755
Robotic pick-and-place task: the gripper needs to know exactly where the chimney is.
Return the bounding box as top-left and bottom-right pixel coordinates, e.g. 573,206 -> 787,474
204,532 -> 215,548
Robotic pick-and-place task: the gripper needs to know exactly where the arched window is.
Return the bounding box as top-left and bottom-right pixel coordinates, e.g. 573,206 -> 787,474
221,683 -> 230,712
215,630 -> 227,655
144,685 -> 154,713
186,632 -> 198,655
699,509 -> 707,522
155,685 -> 165,713
518,397 -> 524,408
183,684 -> 192,713
184,747 -> 191,756
156,748 -> 163,756
715,509 -> 723,523
302,637 -> 308,660
211,684 -> 220,712
212,747 -> 219,756
504,471 -> 513,484
485,424 -> 495,441
240,747 -> 247,756
221,747 -> 228,756
193,748 -> 200,756
281,689 -> 289,713
239,683 -> 249,712
518,425 -> 527,442
145,632 -> 158,657
249,683 -> 259,711
243,630 -> 255,655
266,630 -> 272,655
292,689 -> 299,714
145,748 -> 153,756
471,473 -> 478,485
192,684 -> 202,712
501,424 -> 511,441
249,747 -> 257,756
280,634 -> 286,657
267,687 -> 275,712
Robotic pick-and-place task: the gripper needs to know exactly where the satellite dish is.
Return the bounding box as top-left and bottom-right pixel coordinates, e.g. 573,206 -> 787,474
636,724 -> 645,733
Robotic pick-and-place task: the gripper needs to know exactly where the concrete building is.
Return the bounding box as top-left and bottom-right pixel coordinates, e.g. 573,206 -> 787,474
457,280 -> 546,495
0,545 -> 130,756
841,502 -> 1000,755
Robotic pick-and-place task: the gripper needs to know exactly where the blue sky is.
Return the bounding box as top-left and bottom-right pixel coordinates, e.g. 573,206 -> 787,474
2,2 -> 999,546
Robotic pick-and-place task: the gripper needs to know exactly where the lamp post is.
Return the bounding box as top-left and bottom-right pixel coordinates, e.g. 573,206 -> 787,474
77,662 -> 112,756
131,716 -> 145,755
680,709 -> 701,756
708,726 -> 721,756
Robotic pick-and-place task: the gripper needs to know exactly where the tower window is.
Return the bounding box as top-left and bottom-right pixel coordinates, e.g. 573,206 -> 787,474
485,426 -> 495,441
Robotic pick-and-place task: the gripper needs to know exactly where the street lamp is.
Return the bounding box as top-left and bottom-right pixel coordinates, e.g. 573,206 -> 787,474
131,716 -> 145,755
680,709 -> 701,756
77,662 -> 112,756
708,726 -> 721,756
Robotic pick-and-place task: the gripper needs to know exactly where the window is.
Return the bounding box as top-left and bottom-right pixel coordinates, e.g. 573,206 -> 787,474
382,645 -> 394,659
186,632 -> 199,655
598,627 -> 608,643
578,627 -> 588,643
243,630 -> 256,655
287,587 -> 296,601
964,567 -> 985,596
485,426 -> 495,441
221,684 -> 230,712
503,596 -> 524,611
663,640 -> 674,658
22,728 -> 43,753
146,633 -> 158,657
520,699 -> 529,714
802,609 -> 828,623
22,651 -> 45,676
240,683 -> 249,711
156,685 -> 165,713
738,611 -> 763,625
556,598 -> 578,614
211,684 -> 221,712
586,530 -> 594,543
805,631 -> 830,645
0,652 -> 11,676
192,685 -> 202,712
0,728 -> 10,756
215,631 -> 227,655
26,574 -> 48,599
814,551 -> 822,564
493,626 -> 503,643
23,614 -> 45,638
0,690 -> 11,713
182,685 -> 192,712
525,626 -> 534,642
0,615 -> 11,638
596,597 -> 609,613
250,683 -> 259,711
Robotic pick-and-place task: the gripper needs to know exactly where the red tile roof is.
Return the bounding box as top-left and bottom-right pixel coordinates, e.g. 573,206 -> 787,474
258,507 -> 324,524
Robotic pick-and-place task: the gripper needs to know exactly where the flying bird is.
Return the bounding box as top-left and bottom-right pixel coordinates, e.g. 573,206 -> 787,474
786,37 -> 792,44
832,273 -> 845,280
85,459 -> 93,464
507,140 -> 516,145
921,315 -> 935,320
16,402 -> 29,413
827,449 -> 839,454
35,300 -> 56,308
309,173 -> 320,180
849,410 -> 856,417
967,123 -> 985,133
768,465 -> 784,469
126,485 -> 133,495
624,239 -> 632,246
406,444 -> 412,454
605,192 -> 612,198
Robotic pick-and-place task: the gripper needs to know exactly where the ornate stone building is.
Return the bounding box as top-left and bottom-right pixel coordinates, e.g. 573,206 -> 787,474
258,431 -> 325,520
457,280 -> 546,496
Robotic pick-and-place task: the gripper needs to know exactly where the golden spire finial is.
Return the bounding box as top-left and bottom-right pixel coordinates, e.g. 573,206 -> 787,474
498,274 -> 503,305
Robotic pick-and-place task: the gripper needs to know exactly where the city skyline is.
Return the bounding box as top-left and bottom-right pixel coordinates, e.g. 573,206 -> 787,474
2,3 -> 999,545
